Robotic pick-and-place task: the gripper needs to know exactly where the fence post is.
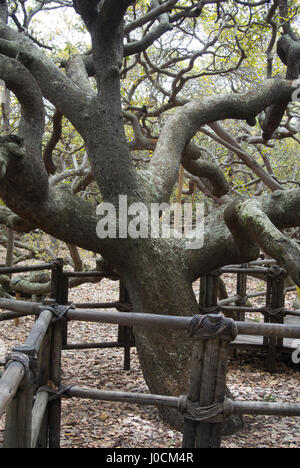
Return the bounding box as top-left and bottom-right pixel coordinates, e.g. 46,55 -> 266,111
118,280 -> 135,371
48,317 -> 65,448
60,273 -> 69,346
47,258 -> 67,448
264,267 -> 286,373
199,272 -> 219,311
236,264 -> 248,321
3,351 -> 35,448
182,314 -> 237,448
35,325 -> 52,447
32,258 -> 66,448
30,259 -> 65,448
184,271 -> 224,447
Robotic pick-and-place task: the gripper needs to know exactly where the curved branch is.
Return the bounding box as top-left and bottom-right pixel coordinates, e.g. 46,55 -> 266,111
125,0 -> 178,34
185,187 -> 300,282
0,135 -> 49,216
124,18 -> 173,57
265,0 -> 279,78
260,5 -> 300,140
43,109 -> 63,175
65,55 -> 96,96
72,170 -> 94,194
80,8 -> 174,77
182,141 -> 229,198
224,200 -> 259,260
0,22 -> 90,128
206,122 -> 283,191
123,110 -> 157,150
0,138 -> 108,255
0,205 -> 36,232
0,54 -> 45,141
0,205 -> 10,225
260,100 -> 290,141
236,198 -> 300,286
147,79 -> 294,203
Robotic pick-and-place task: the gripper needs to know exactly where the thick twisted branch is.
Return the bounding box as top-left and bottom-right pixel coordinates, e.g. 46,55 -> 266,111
0,21 -> 90,129
232,197 -> 300,286
146,79 -> 294,204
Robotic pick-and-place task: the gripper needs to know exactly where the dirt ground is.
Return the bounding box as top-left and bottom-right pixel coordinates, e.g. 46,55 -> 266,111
0,271 -> 299,448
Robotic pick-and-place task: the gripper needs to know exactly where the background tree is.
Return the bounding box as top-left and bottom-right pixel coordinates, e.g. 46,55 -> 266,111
0,0 -> 300,431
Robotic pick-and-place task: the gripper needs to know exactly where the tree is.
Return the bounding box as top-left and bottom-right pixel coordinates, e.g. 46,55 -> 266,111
0,0 -> 300,432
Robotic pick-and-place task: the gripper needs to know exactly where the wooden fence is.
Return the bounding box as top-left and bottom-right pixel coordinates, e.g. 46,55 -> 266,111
216,261 -> 300,372
0,260 -> 299,448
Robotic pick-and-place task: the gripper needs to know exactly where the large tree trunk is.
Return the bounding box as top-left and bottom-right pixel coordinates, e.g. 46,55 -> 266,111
119,241 -> 243,435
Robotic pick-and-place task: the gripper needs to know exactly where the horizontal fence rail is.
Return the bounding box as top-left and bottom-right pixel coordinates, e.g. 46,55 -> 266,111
1,300 -> 300,340
0,262 -> 54,275
74,301 -> 119,309
66,308 -> 300,341
220,266 -> 272,274
0,299 -> 40,317
62,342 -> 129,350
58,385 -> 300,418
64,386 -> 180,408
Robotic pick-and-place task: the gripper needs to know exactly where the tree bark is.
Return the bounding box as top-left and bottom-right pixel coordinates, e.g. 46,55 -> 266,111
116,239 -> 242,433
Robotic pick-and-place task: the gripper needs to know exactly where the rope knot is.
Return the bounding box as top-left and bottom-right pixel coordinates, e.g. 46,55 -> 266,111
40,302 -> 74,321
188,313 -> 237,342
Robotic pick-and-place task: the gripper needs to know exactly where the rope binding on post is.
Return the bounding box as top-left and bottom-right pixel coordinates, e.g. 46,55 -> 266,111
188,313 -> 238,342
266,265 -> 287,280
40,302 -> 74,322
5,344 -> 39,375
5,352 -> 30,376
262,306 -> 286,318
116,302 -> 133,312
36,384 -> 73,402
177,396 -> 234,423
